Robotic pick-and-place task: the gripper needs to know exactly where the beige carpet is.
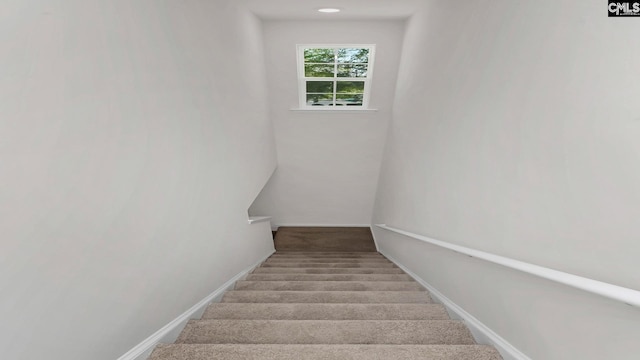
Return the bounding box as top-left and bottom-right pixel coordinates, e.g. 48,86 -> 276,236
148,228 -> 502,359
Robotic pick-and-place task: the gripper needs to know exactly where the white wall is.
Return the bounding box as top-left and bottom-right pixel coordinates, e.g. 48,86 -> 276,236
0,1 -> 276,359
249,20 -> 405,226
373,1 -> 640,359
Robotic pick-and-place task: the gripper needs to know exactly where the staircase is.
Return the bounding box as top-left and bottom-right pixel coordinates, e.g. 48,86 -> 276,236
149,227 -> 502,359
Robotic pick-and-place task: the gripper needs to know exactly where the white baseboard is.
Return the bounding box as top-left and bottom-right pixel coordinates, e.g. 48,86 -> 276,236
369,225 -> 380,252
116,251 -> 274,360
382,252 -> 531,360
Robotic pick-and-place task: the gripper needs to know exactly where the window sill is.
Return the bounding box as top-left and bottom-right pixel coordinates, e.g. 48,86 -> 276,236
290,108 -> 378,113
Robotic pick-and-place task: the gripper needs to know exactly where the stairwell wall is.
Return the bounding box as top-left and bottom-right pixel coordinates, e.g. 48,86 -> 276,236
0,1 -> 276,359
372,1 -> 640,359
248,20 -> 404,226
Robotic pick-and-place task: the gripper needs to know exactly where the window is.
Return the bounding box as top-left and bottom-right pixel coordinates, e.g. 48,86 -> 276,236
297,45 -> 375,109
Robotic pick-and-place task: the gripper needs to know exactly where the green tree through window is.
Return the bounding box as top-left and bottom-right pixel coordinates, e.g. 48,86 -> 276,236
298,45 -> 375,108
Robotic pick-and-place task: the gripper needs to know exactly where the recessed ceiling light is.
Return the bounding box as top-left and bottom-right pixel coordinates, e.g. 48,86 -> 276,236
318,8 -> 341,13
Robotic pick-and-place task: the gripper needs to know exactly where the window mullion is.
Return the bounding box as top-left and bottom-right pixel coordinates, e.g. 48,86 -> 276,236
333,48 -> 338,107
336,77 -> 368,82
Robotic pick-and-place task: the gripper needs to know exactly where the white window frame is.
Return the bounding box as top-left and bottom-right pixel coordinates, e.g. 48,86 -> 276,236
296,44 -> 376,110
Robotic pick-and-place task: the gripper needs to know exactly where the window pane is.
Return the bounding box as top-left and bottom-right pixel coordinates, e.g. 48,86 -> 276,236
304,48 -> 335,63
306,81 -> 334,93
337,48 -> 369,63
307,94 -> 334,106
337,64 -> 368,78
336,81 -> 365,94
305,64 -> 334,77
336,94 -> 363,106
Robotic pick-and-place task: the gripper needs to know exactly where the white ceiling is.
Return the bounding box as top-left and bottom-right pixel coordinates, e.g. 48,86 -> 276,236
243,0 -> 423,20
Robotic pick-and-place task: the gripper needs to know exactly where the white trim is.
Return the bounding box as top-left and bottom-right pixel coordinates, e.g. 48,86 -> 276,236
289,108 -> 379,112
376,224 -> 640,307
116,252 -> 275,360
369,225 -> 380,252
296,44 -> 376,110
382,253 -> 531,360
247,216 -> 272,224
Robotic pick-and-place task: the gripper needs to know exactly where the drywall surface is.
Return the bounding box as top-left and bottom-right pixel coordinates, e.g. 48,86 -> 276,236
373,1 -> 640,359
249,20 -> 405,226
0,1 -> 276,359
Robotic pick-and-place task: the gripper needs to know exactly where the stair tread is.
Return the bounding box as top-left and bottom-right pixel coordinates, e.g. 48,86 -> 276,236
222,290 -> 432,303
202,303 -> 450,320
261,262 -> 397,268
245,274 -> 413,282
150,344 -> 503,360
270,254 -> 385,258
265,258 -> 392,263
176,319 -> 475,345
234,280 -> 424,291
252,267 -> 404,274
273,252 -> 381,255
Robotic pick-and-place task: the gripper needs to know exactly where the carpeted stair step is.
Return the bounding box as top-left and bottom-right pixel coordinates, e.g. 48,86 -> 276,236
221,290 -> 432,303
260,262 -> 397,268
146,237 -> 502,360
202,303 -> 450,320
265,258 -> 392,264
175,319 -> 475,345
252,267 -> 405,274
245,273 -> 414,282
149,344 -> 502,360
272,252 -> 381,256
234,280 -> 424,291
270,254 -> 385,259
